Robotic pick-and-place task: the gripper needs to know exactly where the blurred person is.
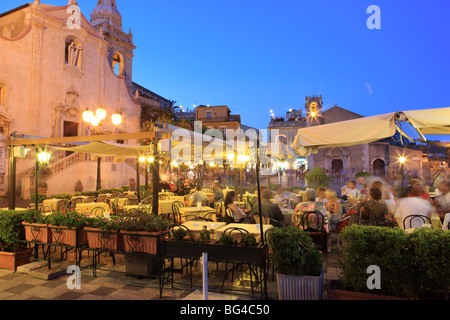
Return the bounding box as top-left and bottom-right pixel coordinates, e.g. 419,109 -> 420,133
408,183 -> 431,202
433,181 -> 450,221
398,189 -> 433,229
274,186 -> 298,206
293,189 -> 329,231
210,182 -> 224,207
325,189 -> 343,230
316,187 -> 328,204
224,191 -> 252,223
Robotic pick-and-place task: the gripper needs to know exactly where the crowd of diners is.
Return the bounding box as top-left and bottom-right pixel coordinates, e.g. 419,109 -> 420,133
187,176 -> 449,241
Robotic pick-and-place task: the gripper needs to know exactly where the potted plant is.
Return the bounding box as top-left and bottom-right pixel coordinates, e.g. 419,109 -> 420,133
306,167 -> 333,189
267,227 -> 324,300
46,211 -> 89,247
0,210 -> 33,271
119,211 -> 169,255
37,166 -> 52,195
21,210 -> 52,244
84,217 -> 123,251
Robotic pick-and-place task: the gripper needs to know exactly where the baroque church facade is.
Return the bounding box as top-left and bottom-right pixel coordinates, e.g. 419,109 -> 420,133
0,0 -> 168,197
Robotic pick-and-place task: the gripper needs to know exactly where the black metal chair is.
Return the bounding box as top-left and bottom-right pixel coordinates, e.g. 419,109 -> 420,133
140,196 -> 152,205
403,215 -> 432,230
138,204 -> 152,213
298,211 -> 327,254
224,208 -> 236,224
124,198 -> 139,206
96,194 -> 107,203
264,227 -> 277,282
201,212 -> 217,222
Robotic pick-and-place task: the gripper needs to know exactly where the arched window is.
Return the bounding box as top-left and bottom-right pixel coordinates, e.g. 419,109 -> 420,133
65,37 -> 82,68
112,52 -> 124,76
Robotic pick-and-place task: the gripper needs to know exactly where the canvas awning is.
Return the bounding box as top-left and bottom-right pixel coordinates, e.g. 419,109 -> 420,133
49,141 -> 154,158
291,107 -> 450,156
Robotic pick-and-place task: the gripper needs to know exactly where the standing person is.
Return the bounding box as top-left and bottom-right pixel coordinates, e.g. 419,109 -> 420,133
398,189 -> 433,229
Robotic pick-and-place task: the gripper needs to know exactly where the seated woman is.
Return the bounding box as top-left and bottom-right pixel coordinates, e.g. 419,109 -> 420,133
408,183 -> 431,202
293,189 -> 329,232
224,191 -> 252,223
325,189 -> 343,230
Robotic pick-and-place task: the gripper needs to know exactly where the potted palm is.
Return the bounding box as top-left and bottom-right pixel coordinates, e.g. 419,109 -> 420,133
0,210 -> 33,271
267,227 -> 324,300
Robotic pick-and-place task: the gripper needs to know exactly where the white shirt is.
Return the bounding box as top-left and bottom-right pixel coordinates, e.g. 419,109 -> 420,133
398,197 -> 433,228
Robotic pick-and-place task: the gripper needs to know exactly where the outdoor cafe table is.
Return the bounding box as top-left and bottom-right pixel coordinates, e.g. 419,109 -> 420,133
169,196 -> 185,203
172,221 -> 227,239
42,199 -> 66,213
179,207 -> 215,222
75,203 -> 110,217
214,223 -> 273,243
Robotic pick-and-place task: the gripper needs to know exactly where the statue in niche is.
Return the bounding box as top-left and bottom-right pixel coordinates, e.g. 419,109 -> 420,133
66,40 -> 82,67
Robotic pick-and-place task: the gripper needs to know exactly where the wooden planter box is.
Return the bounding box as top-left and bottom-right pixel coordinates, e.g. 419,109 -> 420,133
277,266 -> 324,300
124,254 -> 163,277
326,281 -> 409,300
164,239 -> 266,265
22,222 -> 52,244
120,230 -> 168,255
0,249 -> 33,271
51,227 -> 87,247
85,228 -> 124,251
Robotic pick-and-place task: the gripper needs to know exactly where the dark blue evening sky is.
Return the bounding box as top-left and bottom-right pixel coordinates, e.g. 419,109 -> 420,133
2,0 -> 449,141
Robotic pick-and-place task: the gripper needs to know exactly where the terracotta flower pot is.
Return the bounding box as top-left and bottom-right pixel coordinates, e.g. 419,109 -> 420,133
120,230 -> 168,254
51,227 -> 87,247
0,249 -> 33,271
22,222 -> 52,244
85,228 -> 123,251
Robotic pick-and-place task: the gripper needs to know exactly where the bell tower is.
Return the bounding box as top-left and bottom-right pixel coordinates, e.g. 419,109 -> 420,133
305,95 -> 324,127
90,0 -> 135,89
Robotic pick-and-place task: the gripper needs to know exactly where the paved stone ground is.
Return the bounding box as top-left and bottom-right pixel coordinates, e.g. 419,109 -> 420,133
0,239 -> 341,301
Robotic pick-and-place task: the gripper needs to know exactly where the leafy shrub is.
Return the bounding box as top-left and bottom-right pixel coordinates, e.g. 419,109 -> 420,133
30,194 -> 47,204
0,210 -> 27,252
407,228 -> 450,296
119,211 -> 169,233
267,227 -> 323,277
172,228 -> 188,241
355,171 -> 372,179
22,210 -> 46,224
338,225 -> 410,297
241,234 -> 257,247
338,225 -> 450,298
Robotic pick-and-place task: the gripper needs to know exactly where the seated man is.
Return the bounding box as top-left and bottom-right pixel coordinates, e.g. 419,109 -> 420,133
210,182 -> 224,207
360,188 -> 391,226
192,186 -> 208,205
273,187 -> 299,206
251,189 -> 285,228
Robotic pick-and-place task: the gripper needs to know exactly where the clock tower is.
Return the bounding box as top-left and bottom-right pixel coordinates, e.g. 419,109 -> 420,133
305,95 -> 324,127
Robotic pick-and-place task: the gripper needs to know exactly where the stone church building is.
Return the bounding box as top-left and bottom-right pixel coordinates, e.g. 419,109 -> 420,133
0,0 -> 169,198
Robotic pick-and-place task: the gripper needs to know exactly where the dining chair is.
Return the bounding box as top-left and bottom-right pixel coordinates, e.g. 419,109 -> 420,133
403,215 -> 432,230
298,211 -> 327,254
90,207 -> 106,218
96,194 -> 107,203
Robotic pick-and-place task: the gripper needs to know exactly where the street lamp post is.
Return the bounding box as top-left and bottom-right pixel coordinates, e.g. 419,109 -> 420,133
82,108 -> 123,191
399,156 -> 406,189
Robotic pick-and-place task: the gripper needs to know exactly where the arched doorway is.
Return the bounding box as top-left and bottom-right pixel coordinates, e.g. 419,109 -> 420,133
332,159 -> 344,177
373,159 -> 386,177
